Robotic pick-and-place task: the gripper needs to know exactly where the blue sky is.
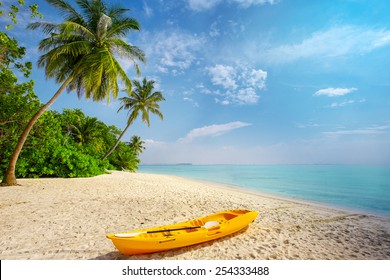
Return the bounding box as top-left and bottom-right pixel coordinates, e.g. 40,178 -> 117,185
3,0 -> 390,164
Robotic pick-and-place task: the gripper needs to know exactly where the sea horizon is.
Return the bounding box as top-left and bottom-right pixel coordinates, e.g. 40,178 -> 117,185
138,164 -> 390,217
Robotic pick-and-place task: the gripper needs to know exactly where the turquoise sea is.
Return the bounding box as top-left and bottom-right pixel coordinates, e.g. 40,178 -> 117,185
138,165 -> 390,217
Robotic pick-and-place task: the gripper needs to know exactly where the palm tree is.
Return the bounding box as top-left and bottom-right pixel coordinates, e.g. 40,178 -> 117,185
2,0 -> 145,185
70,116 -> 101,146
127,135 -> 145,156
102,78 -> 165,160
109,143 -> 140,172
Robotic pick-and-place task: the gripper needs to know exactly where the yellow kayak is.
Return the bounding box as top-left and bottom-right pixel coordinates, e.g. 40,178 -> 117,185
106,209 -> 258,255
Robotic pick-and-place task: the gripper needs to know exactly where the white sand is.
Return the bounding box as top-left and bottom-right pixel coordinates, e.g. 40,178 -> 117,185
1,171 -> 389,260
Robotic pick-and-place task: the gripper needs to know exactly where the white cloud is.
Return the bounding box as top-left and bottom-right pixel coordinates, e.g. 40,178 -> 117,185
322,125 -> 390,137
142,30 -> 205,74
323,129 -> 381,136
187,0 -> 276,11
227,20 -> 246,35
155,65 -> 169,73
209,21 -> 220,37
263,26 -> 390,64
236,88 -> 260,104
208,18 -> 245,39
188,0 -> 222,11
208,65 -> 238,90
206,64 -> 267,105
329,100 -> 354,108
247,69 -> 267,88
231,0 -> 278,8
314,87 -> 357,97
178,121 -> 251,142
143,1 -> 153,17
183,97 -> 199,107
329,99 -> 365,108
144,139 -> 164,145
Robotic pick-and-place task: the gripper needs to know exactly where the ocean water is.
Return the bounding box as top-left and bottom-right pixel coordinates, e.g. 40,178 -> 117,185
138,165 -> 390,217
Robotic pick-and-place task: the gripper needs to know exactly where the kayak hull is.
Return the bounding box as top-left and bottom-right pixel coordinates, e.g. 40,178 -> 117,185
106,209 -> 258,255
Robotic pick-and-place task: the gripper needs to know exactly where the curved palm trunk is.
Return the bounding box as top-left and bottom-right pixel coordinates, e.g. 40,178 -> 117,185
1,76 -> 73,186
102,122 -> 131,160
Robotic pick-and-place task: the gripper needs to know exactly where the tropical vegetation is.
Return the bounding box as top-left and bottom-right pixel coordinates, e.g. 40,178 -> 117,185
1,0 -> 157,185
1,84 -> 145,178
127,136 -> 145,156
102,78 -> 165,160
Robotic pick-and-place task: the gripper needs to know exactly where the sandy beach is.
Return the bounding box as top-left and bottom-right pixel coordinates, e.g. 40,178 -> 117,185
1,171 -> 389,260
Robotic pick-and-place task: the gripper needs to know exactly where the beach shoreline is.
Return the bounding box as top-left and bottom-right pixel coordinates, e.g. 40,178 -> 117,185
1,171 -> 390,260
153,172 -> 389,219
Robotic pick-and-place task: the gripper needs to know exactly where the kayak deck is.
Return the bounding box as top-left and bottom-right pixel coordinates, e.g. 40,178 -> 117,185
106,209 -> 258,255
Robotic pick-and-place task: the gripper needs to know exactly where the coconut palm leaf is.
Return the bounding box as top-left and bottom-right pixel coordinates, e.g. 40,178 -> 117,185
46,0 -> 86,24
102,78 -> 165,160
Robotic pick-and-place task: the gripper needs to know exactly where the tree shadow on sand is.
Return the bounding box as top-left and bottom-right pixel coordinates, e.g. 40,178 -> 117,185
92,226 -> 249,260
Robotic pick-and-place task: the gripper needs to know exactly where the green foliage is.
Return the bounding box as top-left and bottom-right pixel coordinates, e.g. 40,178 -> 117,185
49,145 -> 108,178
0,33 -> 142,178
1,99 -> 142,178
28,0 -> 145,103
1,1 -> 147,180
108,142 -> 140,172
0,31 -> 40,176
0,0 -> 43,30
127,135 -> 145,156
0,30 -> 141,179
119,78 -> 165,127
0,83 -> 39,173
102,77 -> 165,160
0,32 -> 32,78
61,108 -> 107,150
57,108 -> 143,174
1,104 -> 142,178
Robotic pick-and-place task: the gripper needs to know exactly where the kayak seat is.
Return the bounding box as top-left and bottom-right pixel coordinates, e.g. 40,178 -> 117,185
190,219 -> 204,227
223,213 -> 238,220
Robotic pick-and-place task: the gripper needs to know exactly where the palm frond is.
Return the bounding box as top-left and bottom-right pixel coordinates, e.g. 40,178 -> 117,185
46,0 -> 85,24
27,21 -> 59,34
32,0 -> 145,104
60,21 -> 95,40
107,6 -> 129,20
108,38 -> 146,63
107,18 -> 140,37
77,0 -> 106,31
118,78 -> 165,127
